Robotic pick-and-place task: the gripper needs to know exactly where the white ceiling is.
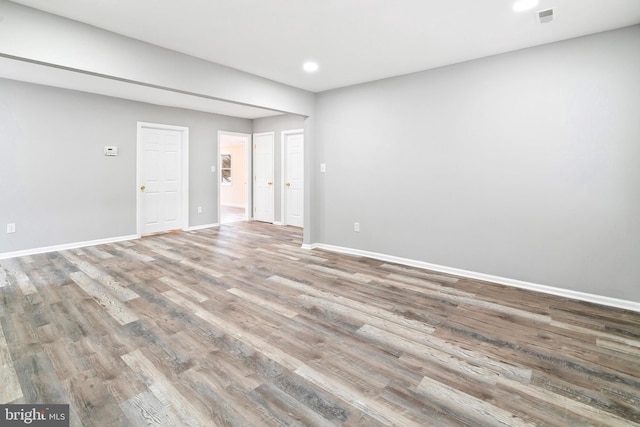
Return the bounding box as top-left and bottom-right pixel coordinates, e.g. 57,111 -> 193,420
5,0 -> 640,116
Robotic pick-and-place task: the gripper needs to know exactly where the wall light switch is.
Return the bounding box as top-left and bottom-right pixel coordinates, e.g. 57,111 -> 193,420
104,146 -> 118,156
320,163 -> 326,173
197,207 -> 203,214
7,223 -> 16,233
211,165 -> 216,173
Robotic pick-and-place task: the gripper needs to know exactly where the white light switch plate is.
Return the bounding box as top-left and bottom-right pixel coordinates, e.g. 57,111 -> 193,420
104,146 -> 118,156
320,163 -> 326,173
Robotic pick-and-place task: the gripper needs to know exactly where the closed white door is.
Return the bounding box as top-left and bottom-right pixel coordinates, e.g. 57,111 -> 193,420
253,132 -> 274,223
139,125 -> 184,235
284,132 -> 304,227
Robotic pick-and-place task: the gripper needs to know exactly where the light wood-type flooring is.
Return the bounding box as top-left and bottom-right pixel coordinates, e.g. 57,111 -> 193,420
221,206 -> 246,224
1,221 -> 639,426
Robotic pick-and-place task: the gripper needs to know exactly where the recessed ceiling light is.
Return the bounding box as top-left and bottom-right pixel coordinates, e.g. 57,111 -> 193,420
303,61 -> 319,73
513,0 -> 539,12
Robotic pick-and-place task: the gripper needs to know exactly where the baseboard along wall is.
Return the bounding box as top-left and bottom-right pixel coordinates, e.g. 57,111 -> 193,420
0,234 -> 138,260
302,243 -> 640,313
4,232 -> 637,313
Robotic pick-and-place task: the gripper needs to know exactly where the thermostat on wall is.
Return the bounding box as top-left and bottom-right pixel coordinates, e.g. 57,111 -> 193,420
104,146 -> 118,156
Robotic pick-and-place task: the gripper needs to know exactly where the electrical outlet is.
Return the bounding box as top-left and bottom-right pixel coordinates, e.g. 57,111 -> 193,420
354,222 -> 360,232
197,207 -> 203,214
7,223 -> 16,233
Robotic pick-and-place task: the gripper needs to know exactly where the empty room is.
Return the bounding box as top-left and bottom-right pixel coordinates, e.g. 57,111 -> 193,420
1,0 -> 639,425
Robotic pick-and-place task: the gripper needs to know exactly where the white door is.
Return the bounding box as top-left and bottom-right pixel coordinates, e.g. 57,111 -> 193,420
253,132 -> 274,223
138,124 -> 188,235
284,132 -> 304,227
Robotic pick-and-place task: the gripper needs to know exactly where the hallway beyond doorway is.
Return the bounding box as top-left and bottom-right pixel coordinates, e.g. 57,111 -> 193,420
221,205 -> 246,224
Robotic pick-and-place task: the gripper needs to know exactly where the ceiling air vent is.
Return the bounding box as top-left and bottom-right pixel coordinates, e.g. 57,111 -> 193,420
537,8 -> 553,24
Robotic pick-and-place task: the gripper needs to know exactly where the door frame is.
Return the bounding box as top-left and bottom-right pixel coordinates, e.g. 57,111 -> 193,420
217,131 -> 251,224
281,129 -> 304,227
136,122 -> 190,237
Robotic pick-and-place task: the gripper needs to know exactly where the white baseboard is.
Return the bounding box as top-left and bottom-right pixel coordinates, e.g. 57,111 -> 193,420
307,243 -> 640,313
0,234 -> 139,260
186,223 -> 219,231
273,221 -> 283,226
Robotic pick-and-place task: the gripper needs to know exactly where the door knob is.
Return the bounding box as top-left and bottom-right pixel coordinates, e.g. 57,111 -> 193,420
140,185 -> 146,191
286,182 -> 291,187
267,181 -> 273,185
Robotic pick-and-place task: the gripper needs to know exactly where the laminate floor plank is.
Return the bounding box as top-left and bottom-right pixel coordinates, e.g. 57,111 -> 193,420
0,221 -> 638,426
0,317 -> 23,403
0,258 -> 38,295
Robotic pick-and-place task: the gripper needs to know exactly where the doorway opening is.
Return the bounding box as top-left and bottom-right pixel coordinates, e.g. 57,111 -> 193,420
218,131 -> 251,225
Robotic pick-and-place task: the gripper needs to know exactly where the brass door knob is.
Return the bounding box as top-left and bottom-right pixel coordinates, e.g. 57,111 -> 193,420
286,182 -> 291,187
267,181 -> 273,185
140,185 -> 146,191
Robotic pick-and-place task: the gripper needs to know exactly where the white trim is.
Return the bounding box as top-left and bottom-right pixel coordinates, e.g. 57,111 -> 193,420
218,131 -> 252,224
137,122 -> 189,237
221,203 -> 246,209
186,223 -> 219,231
281,129 -> 304,227
306,243 -> 640,313
0,235 -> 138,260
273,221 -> 283,226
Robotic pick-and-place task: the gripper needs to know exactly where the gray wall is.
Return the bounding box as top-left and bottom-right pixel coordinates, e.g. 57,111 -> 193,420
253,114 -> 305,223
314,25 -> 640,302
0,78 -> 251,253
